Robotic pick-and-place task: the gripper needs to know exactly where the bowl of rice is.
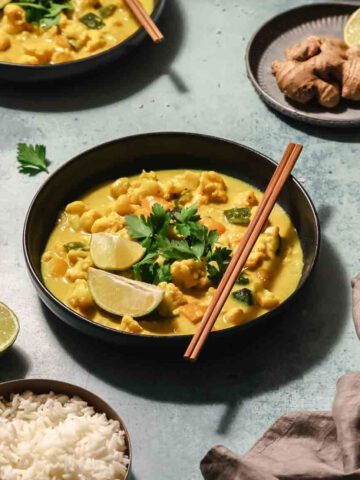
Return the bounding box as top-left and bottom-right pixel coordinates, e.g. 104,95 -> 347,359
0,378 -> 131,480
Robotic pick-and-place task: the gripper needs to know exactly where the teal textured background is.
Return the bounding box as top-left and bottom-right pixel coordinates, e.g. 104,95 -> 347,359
0,1 -> 359,478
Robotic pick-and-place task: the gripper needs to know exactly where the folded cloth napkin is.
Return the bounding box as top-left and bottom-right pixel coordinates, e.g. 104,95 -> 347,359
201,372 -> 360,480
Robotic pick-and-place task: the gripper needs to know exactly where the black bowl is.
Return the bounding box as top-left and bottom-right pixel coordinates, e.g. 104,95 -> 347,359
0,0 -> 165,82
23,132 -> 320,346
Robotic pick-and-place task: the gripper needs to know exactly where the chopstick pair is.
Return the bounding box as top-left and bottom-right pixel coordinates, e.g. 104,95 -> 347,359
125,0 -> 164,43
184,143 -> 303,362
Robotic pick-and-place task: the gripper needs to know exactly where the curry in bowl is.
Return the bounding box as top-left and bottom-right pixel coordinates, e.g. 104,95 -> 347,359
41,169 -> 303,336
0,0 -> 153,64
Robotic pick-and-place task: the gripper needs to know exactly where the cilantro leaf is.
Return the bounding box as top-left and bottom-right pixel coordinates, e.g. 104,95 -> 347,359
155,235 -> 198,260
133,253 -> 172,284
17,143 -> 48,175
16,0 -> 73,27
173,204 -> 201,224
207,247 -> 232,285
125,204 -> 171,246
125,214 -> 153,240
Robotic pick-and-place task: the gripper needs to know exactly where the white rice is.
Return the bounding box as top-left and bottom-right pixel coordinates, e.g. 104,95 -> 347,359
0,391 -> 129,480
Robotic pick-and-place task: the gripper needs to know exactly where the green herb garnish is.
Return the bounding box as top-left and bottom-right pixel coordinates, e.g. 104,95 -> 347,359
79,12 -> 104,29
17,143 -> 48,175
98,3 -> 115,18
207,247 -> 232,285
236,274 -> 249,285
64,241 -> 89,251
15,0 -> 73,27
126,203 -> 224,285
133,254 -> 171,285
232,288 -> 254,306
224,207 -> 251,225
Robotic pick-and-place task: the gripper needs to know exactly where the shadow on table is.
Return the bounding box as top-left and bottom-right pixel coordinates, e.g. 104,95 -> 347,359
0,347 -> 30,381
44,234 -> 349,433
268,106 -> 360,143
0,0 -> 186,112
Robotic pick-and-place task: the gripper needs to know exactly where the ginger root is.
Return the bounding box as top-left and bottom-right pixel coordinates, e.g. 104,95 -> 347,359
272,35 -> 360,108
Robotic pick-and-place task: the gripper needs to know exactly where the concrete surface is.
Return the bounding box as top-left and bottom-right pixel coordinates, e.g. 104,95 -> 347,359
0,0 -> 359,478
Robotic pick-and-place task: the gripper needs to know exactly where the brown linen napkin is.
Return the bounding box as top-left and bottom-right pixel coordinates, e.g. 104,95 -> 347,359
201,372 -> 360,480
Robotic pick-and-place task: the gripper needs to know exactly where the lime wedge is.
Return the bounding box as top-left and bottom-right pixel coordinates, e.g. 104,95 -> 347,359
88,267 -> 164,317
344,8 -> 360,47
0,303 -> 19,354
90,233 -> 145,271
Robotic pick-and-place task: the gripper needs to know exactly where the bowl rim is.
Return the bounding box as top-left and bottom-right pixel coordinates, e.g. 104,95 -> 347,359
0,377 -> 132,478
23,131 -> 321,342
245,2 -> 359,128
0,0 -> 166,70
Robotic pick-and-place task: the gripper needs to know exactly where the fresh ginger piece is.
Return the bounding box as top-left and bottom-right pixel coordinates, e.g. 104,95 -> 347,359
272,36 -> 349,108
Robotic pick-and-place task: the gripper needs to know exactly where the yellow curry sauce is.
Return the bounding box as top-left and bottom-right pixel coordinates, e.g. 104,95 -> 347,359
0,0 -> 153,64
42,170 -> 304,336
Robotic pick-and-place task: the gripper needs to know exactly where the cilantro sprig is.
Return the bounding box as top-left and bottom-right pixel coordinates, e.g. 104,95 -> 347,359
13,0 -> 73,27
17,143 -> 49,175
125,203 -> 230,285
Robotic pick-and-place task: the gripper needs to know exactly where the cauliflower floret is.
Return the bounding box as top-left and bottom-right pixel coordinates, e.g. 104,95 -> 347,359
170,259 -> 209,289
255,288 -> 279,309
65,201 -> 88,216
263,225 -> 281,258
80,209 -> 102,233
235,190 -> 258,207
110,177 -> 130,199
129,171 -> 164,204
68,279 -> 95,310
157,282 -> 187,317
67,248 -> 89,265
245,250 -> 266,270
91,212 -> 125,233
225,307 -> 245,325
197,171 -> 228,205
112,195 -> 137,215
4,4 -> 28,33
165,171 -> 200,200
65,256 -> 94,282
120,315 -> 143,334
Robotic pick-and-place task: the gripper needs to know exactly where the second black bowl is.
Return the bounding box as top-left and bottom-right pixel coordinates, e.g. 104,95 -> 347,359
23,132 -> 320,346
0,0 -> 165,82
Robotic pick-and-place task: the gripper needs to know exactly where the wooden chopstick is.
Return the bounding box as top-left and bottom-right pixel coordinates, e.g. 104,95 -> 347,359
125,0 -> 164,43
184,143 -> 303,362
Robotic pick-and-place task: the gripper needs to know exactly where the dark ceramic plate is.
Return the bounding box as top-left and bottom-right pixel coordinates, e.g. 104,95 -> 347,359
0,378 -> 132,478
23,132 -> 320,347
0,0 -> 165,82
246,2 -> 360,128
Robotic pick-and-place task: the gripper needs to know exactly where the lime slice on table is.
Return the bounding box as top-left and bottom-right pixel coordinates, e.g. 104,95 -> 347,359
344,8 -> 360,47
90,233 -> 146,271
88,267 -> 164,317
0,303 -> 19,354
